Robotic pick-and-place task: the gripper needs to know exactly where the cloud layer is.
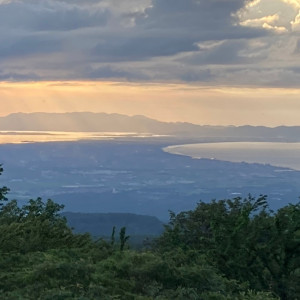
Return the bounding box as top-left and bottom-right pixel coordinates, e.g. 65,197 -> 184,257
0,0 -> 299,87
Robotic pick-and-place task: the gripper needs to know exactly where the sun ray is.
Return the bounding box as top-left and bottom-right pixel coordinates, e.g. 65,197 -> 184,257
1,81 -> 300,126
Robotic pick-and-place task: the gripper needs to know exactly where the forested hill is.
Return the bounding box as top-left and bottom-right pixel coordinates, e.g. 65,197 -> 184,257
62,212 -> 164,236
1,112 -> 300,140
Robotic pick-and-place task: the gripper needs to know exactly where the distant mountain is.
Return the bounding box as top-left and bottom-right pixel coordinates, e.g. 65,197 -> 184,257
62,212 -> 164,236
0,112 -> 197,133
1,112 -> 300,140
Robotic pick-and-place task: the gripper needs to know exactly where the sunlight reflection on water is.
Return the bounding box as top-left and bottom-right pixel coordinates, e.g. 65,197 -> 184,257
0,131 -> 158,144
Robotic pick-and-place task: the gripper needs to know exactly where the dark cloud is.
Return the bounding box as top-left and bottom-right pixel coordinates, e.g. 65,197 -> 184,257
84,65 -> 150,80
0,34 -> 62,59
93,32 -> 199,61
140,0 -> 265,40
178,40 -> 260,65
1,0 -> 260,60
91,0 -> 265,61
143,0 -> 245,29
89,0 -> 266,64
0,1 -> 109,31
180,69 -> 213,82
0,0 -> 297,87
0,71 -> 41,81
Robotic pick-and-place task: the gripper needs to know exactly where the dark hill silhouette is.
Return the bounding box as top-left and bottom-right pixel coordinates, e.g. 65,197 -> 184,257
62,212 -> 164,236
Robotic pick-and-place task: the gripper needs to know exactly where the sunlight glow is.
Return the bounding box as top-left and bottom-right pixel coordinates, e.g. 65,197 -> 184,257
1,81 -> 300,126
238,0 -> 300,32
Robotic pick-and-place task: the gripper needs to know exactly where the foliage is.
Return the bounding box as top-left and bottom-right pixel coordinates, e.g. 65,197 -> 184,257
0,167 -> 295,299
156,195 -> 299,299
0,197 -> 93,254
119,226 -> 130,251
0,165 -> 9,205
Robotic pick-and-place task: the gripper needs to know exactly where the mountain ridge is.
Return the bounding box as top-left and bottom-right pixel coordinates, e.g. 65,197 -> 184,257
1,112 -> 300,140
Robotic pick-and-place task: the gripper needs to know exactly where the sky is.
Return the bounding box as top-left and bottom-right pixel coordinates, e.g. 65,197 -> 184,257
1,0 -> 300,126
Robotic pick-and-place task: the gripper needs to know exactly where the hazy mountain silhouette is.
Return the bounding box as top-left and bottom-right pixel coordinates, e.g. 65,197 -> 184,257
0,112 -> 299,140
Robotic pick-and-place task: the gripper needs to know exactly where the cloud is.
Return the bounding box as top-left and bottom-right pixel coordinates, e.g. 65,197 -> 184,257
179,69 -> 213,82
178,40 -> 258,65
240,14 -> 280,27
282,0 -> 300,9
262,23 -> 288,33
0,1 -> 110,31
237,0 -> 300,32
0,0 -> 299,87
84,65 -> 150,80
0,71 -> 41,81
89,0 -> 264,63
291,10 -> 300,31
0,33 -> 62,59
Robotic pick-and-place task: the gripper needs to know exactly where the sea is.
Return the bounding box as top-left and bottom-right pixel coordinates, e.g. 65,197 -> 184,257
1,132 -> 300,171
0,131 -> 161,144
164,142 -> 300,171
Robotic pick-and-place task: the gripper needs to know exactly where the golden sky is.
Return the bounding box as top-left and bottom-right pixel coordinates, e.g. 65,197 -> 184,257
1,81 -> 300,126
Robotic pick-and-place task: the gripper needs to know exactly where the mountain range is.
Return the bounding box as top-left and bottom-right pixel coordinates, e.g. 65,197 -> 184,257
1,112 -> 300,140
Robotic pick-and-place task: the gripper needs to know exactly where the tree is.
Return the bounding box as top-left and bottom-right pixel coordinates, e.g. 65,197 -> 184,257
119,226 -> 130,251
0,164 -> 9,205
111,225 -> 116,246
156,196 -> 299,299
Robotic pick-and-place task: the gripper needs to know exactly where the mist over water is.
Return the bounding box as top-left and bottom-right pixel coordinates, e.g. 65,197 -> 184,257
164,142 -> 300,171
